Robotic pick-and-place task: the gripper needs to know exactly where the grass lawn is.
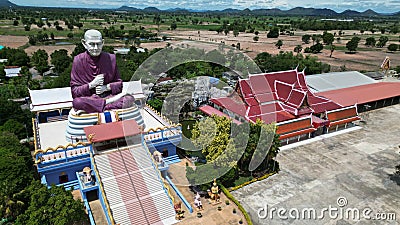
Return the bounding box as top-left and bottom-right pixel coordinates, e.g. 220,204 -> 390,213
180,119 -> 196,139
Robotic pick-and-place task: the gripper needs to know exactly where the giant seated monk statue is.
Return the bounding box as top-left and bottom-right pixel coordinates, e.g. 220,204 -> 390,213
70,29 -> 134,115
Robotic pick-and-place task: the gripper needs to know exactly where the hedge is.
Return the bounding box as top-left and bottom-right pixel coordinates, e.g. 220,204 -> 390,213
220,184 -> 253,225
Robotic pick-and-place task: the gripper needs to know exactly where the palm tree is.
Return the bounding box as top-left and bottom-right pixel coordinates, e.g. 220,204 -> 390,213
330,45 -> 336,58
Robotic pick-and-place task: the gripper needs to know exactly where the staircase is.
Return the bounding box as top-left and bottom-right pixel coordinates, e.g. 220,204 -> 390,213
164,155 -> 181,165
94,145 -> 177,225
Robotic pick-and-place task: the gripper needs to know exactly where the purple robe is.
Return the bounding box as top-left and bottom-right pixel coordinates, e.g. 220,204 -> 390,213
70,51 -> 134,113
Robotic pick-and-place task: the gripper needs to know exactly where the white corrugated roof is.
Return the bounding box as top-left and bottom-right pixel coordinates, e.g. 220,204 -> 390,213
29,87 -> 73,112
123,81 -> 146,99
5,67 -> 21,77
306,71 -> 377,92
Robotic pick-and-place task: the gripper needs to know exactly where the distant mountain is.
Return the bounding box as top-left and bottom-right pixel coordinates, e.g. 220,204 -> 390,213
219,8 -> 242,13
252,8 -> 284,16
165,8 -> 190,13
117,6 -> 140,11
3,1 -> 400,18
143,7 -> 161,13
360,9 -> 379,17
340,9 -> 361,17
0,0 -> 17,7
287,7 -> 338,16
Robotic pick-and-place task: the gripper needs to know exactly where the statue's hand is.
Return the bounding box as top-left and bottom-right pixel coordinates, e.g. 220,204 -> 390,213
89,74 -> 104,89
96,84 -> 110,95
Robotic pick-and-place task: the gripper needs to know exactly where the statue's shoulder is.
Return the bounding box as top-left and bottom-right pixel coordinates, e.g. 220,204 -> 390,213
73,52 -> 87,62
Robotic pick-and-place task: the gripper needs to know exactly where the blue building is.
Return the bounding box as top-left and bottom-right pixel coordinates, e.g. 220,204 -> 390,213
30,81 -> 183,225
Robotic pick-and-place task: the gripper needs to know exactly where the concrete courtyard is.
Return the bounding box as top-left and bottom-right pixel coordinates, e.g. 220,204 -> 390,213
232,104 -> 400,225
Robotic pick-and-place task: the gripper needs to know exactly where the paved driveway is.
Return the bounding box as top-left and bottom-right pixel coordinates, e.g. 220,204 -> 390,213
232,104 -> 400,225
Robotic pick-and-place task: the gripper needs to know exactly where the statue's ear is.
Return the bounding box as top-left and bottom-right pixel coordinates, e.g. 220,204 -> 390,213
102,39 -> 105,45
81,39 -> 88,49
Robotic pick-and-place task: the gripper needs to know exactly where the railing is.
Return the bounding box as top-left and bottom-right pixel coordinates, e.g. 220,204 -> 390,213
32,118 -> 40,151
35,146 -> 90,166
76,172 -> 96,225
90,150 -> 115,225
83,198 -> 96,225
141,143 -> 175,206
165,176 -> 193,213
143,126 -> 182,144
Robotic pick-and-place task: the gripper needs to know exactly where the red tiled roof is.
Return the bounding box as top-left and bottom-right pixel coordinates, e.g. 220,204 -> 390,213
84,120 -> 141,143
239,79 -> 253,98
249,74 -> 273,95
210,97 -> 247,117
199,105 -> 242,124
275,81 -> 293,101
244,96 -> 258,106
318,82 -> 400,107
286,89 -> 306,108
255,93 -> 275,103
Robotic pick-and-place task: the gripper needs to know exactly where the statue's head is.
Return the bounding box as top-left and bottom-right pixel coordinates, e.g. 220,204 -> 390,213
82,29 -> 104,57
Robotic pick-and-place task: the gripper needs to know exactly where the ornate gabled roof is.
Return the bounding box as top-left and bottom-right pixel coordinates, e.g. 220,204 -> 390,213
211,69 -> 343,124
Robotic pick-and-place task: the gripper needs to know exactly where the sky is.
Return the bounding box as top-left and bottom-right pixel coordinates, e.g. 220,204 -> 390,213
9,0 -> 400,13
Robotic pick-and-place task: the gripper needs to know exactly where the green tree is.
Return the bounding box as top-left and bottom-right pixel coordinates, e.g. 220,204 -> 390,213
0,132 -> 34,193
330,45 -> 336,58
275,40 -> 283,49
31,49 -> 49,74
50,49 -> 72,74
170,23 -> 177,30
302,34 -> 311,44
365,37 -> 376,47
72,43 -> 86,57
0,180 -> 27,222
310,43 -> 323,53
377,36 -> 389,48
388,44 -> 398,52
0,119 -> 25,140
267,27 -> 279,38
13,20 -> 19,26
0,47 -> 29,67
147,98 -> 163,112
322,32 -> 334,45
346,37 -> 361,53
233,30 -> 239,37
15,181 -> 88,225
153,14 -> 161,34
294,45 -> 302,54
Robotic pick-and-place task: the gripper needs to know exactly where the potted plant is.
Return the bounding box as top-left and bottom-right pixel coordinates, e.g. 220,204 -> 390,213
225,200 -> 230,205
233,208 -> 236,214
239,218 -> 243,224
217,206 -> 222,211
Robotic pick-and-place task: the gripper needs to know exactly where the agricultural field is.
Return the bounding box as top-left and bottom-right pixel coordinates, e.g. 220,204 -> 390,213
1,8 -> 399,72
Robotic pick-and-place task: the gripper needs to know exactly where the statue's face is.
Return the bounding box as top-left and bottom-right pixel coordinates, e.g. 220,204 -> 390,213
82,36 -> 104,57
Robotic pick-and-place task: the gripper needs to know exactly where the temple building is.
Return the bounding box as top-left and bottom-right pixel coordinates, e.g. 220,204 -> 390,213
30,80 -> 182,225
200,69 -> 400,144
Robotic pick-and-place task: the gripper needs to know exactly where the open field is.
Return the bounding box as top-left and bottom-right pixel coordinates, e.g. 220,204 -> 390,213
163,29 -> 400,72
1,14 -> 400,72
